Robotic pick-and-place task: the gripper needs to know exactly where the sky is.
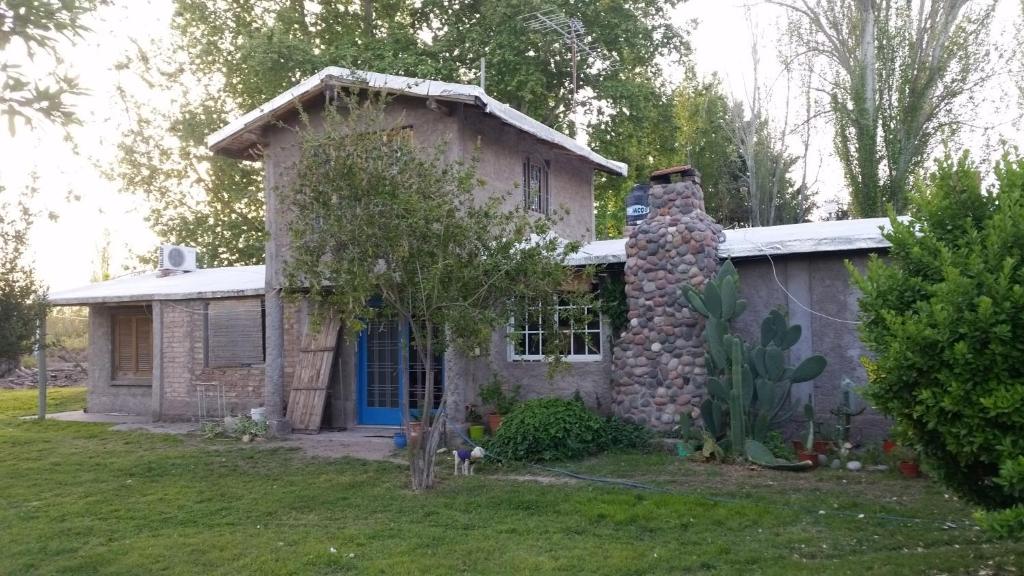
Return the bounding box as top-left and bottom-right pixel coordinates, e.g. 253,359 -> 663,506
1,0 -> 1021,292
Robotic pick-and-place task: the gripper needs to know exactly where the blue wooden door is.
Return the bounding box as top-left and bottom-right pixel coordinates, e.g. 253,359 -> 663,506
357,320 -> 444,426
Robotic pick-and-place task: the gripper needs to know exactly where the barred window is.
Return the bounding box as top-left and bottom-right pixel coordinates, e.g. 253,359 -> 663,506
523,157 -> 549,214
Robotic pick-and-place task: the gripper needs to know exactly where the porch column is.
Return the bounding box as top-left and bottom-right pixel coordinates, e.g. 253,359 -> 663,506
37,312 -> 47,420
151,301 -> 163,420
264,287 -> 289,435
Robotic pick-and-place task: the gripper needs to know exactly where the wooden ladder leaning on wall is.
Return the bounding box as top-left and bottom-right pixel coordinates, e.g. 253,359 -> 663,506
286,315 -> 342,434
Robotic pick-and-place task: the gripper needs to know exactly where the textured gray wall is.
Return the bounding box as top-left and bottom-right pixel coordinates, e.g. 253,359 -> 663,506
731,253 -> 889,443
86,305 -> 152,415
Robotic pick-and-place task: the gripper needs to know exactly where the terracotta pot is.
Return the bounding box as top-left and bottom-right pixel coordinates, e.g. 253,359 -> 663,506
486,412 -> 503,434
882,439 -> 896,455
406,421 -> 423,443
813,440 -> 834,456
797,451 -> 818,467
898,461 -> 920,478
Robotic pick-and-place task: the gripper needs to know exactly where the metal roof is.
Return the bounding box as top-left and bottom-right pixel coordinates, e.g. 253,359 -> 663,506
49,266 -> 265,306
51,219 -> 895,305
565,217 -> 895,266
207,67 -> 628,176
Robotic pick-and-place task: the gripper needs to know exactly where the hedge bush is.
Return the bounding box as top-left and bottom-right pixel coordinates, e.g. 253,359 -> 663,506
851,152 -> 1024,518
488,397 -> 650,462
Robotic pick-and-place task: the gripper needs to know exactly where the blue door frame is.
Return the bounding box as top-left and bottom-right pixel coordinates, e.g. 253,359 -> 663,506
356,321 -> 444,426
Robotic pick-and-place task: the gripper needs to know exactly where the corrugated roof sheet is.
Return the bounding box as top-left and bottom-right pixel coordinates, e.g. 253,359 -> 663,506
565,217 -> 895,266
51,219 -> 896,305
49,266 -> 265,305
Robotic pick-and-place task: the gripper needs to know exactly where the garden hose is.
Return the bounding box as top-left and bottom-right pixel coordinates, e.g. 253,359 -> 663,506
444,415 -> 971,529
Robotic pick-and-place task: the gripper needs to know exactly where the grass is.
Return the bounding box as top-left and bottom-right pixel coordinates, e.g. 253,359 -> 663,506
0,391 -> 1020,575
0,386 -> 86,417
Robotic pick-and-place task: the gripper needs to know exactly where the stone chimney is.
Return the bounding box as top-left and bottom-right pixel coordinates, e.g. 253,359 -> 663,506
611,168 -> 723,431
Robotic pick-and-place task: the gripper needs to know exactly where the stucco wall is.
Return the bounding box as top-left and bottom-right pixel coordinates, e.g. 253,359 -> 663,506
445,318 -> 615,424
731,252 -> 888,442
85,305 -> 151,415
459,106 -> 596,242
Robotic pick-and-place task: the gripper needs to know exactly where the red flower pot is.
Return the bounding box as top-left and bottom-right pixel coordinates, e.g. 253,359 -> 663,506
486,412 -> 503,434
898,461 -> 920,478
797,451 -> 818,467
812,440 -> 833,456
792,440 -> 806,453
882,439 -> 896,455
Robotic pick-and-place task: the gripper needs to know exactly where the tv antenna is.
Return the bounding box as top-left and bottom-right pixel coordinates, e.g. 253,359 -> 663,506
522,8 -> 614,110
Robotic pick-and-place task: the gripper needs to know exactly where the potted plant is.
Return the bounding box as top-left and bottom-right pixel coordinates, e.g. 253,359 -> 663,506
393,431 -> 408,449
479,376 -> 520,433
466,404 -> 486,443
895,447 -> 920,478
882,438 -> 896,455
406,411 -> 423,443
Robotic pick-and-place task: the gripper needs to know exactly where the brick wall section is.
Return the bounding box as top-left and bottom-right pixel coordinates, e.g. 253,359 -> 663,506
155,297 -> 269,421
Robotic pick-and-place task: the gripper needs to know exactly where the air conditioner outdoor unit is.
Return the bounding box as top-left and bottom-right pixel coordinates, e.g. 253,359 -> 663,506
158,245 -> 198,273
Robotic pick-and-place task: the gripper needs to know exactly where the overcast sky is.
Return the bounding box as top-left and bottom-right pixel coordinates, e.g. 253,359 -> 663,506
1,0 -> 1021,291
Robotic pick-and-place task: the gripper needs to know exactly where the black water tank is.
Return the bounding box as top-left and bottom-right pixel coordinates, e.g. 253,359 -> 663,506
625,183 -> 651,228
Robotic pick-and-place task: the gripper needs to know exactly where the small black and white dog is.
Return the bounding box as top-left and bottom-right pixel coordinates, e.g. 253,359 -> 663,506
453,446 -> 486,476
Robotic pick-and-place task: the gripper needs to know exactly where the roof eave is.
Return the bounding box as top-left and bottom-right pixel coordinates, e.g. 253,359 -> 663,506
208,68 -> 629,176
49,288 -> 266,307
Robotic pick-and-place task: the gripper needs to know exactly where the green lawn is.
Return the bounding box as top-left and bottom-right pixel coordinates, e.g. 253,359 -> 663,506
0,386 -> 86,418
1,390 -> 1021,575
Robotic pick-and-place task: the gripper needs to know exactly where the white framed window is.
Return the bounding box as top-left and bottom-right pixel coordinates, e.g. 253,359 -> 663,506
507,300 -> 602,362
523,157 -> 549,214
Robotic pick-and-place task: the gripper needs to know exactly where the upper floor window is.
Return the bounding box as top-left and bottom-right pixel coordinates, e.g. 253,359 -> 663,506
523,157 -> 549,214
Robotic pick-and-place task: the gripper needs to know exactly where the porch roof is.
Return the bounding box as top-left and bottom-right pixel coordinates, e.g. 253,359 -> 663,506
48,266 -> 265,306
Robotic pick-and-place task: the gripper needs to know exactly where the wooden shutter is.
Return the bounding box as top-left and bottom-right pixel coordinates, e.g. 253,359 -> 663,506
136,317 -> 153,373
115,316 -> 136,375
206,299 -> 265,367
114,312 -> 152,379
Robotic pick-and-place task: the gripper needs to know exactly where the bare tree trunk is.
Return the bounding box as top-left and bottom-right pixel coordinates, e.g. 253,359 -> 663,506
361,0 -> 374,40
408,319 -> 445,491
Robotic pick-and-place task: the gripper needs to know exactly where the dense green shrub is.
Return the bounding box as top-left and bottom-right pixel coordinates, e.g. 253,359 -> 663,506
488,398 -> 649,461
602,416 -> 653,451
851,152 -> 1024,518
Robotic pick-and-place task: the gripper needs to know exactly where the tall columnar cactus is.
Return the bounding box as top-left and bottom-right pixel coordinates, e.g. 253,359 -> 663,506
681,260 -> 827,453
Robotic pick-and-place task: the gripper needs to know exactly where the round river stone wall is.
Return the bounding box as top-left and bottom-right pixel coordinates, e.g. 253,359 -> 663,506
611,174 -> 723,431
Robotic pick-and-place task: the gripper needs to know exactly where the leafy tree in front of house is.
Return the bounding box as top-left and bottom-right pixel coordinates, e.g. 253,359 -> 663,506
851,151 -> 1024,534
0,189 -> 46,377
283,95 -> 581,491
116,0 -> 691,260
